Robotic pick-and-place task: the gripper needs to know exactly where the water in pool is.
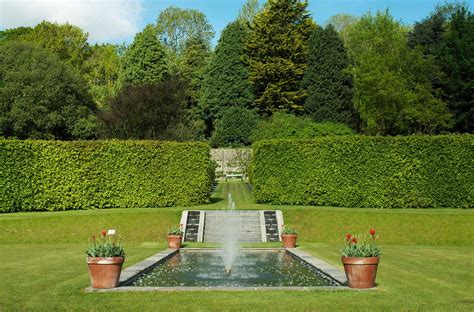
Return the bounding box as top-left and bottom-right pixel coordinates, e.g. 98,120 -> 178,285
129,250 -> 339,287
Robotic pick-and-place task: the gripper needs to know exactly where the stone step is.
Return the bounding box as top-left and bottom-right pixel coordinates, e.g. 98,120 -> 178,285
204,231 -> 261,235
205,223 -> 259,227
182,209 -> 283,243
204,231 -> 261,236
204,217 -> 259,222
204,233 -> 260,237
204,235 -> 261,240
204,224 -> 261,228
205,220 -> 260,225
204,225 -> 260,231
205,212 -> 259,215
204,238 -> 261,243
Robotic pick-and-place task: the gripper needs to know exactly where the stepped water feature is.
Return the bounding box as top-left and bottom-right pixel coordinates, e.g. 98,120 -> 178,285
102,195 -> 347,290
181,209 -> 281,243
95,190 -> 348,291
203,210 -> 262,243
179,194 -> 281,274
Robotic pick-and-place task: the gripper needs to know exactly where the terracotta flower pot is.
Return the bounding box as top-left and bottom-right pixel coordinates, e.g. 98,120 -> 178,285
281,234 -> 297,248
342,256 -> 379,289
87,256 -> 124,289
167,235 -> 182,249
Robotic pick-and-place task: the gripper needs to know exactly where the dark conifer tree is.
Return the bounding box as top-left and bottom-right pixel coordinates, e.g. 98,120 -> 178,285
409,3 -> 474,132
303,24 -> 354,126
198,21 -> 254,135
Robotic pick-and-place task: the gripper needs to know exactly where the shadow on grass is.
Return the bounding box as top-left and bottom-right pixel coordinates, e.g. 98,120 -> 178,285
209,197 -> 224,204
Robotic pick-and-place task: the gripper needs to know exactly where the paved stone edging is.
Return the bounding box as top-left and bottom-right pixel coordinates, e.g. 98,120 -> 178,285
85,248 -> 374,292
119,248 -> 178,286
285,248 -> 348,285
86,286 -> 352,292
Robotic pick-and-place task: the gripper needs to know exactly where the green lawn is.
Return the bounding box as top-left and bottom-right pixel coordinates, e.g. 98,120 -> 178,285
1,181 -> 473,311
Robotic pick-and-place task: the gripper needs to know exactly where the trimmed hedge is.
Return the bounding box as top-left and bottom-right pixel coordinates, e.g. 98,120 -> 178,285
252,135 -> 474,208
0,140 -> 212,212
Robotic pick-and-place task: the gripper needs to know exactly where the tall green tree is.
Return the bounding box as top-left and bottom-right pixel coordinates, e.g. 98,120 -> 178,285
199,21 -> 254,135
156,6 -> 214,55
346,11 -> 452,135
0,42 -> 95,139
117,25 -> 170,88
25,21 -> 90,70
437,6 -> 474,132
303,24 -> 354,125
408,2 -> 464,54
245,0 -> 315,114
83,44 -> 121,108
179,37 -> 211,109
409,3 -> 473,132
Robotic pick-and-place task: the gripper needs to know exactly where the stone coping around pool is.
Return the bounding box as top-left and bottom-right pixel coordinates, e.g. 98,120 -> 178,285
285,248 -> 348,285
119,248 -> 179,286
85,247 -> 374,292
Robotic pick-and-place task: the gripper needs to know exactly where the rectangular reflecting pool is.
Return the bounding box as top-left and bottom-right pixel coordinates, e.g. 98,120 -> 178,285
125,249 -> 341,287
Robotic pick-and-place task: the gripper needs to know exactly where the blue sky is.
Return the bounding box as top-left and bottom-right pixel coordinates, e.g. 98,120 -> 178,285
140,0 -> 452,46
0,0 -> 469,45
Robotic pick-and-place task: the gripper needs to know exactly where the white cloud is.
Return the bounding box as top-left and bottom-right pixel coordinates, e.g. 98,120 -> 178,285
0,0 -> 143,43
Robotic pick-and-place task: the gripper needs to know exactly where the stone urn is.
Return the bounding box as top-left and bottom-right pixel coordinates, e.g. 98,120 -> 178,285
281,234 -> 297,248
87,256 -> 124,289
167,235 -> 182,249
341,256 -> 379,288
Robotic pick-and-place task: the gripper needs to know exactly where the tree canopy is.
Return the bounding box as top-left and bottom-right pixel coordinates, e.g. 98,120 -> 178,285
303,24 -> 354,126
346,11 -> 452,135
156,6 -> 215,55
210,107 -> 259,147
199,21 -> 254,135
24,21 -> 90,70
117,25 -> 169,88
83,44 -> 121,108
0,42 -> 95,139
179,37 -> 211,110
409,3 -> 474,132
251,112 -> 353,142
238,0 -> 263,26
246,0 -> 315,115
0,1 -> 471,143
100,76 -> 187,139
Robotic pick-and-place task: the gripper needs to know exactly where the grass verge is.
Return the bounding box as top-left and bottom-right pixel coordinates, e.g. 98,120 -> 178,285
0,181 -> 473,311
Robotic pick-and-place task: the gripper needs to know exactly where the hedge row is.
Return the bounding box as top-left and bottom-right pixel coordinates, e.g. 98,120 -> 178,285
0,140 -> 212,212
252,135 -> 474,208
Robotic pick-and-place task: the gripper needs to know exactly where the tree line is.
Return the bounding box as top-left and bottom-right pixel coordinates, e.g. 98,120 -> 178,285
0,0 -> 472,145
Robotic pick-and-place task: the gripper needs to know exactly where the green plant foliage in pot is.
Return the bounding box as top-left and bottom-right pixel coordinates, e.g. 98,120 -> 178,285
167,225 -> 184,249
341,229 -> 381,289
86,229 -> 125,289
281,224 -> 298,248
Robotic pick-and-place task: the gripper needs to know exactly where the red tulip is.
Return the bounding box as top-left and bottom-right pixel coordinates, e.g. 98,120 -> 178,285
352,238 -> 357,244
345,233 -> 352,241
101,229 -> 107,236
370,229 -> 376,236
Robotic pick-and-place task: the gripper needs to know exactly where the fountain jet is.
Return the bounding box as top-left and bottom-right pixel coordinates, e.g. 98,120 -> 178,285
221,193 -> 241,275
